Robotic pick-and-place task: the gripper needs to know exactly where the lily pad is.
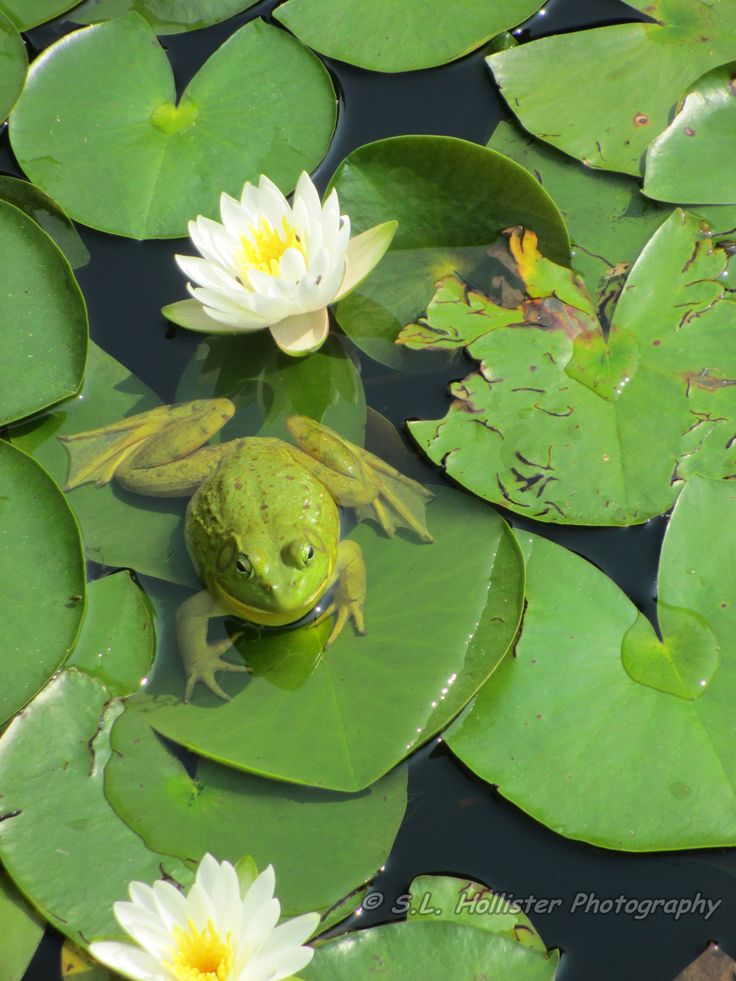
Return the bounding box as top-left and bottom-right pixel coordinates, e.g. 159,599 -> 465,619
274,0 -> 544,73
0,200 -> 87,427
0,175 -> 89,269
487,0 -> 736,176
0,670 -> 193,947
304,919 -> 557,980
487,121 -> 736,313
67,573 -> 155,697
447,476 -> 736,851
0,0 -> 78,29
408,875 -> 548,955
644,63 -> 736,205
12,342 -> 196,588
103,695 -> 407,919
328,135 -> 569,368
70,0 -> 259,34
404,210 -> 736,525
10,14 -> 336,238
176,331 -> 366,445
142,485 -> 524,791
0,871 -> 44,981
0,11 -> 24,123
0,441 -> 86,727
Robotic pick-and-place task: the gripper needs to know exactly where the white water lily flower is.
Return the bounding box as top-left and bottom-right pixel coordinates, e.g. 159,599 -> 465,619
163,171 -> 397,356
89,854 -> 319,981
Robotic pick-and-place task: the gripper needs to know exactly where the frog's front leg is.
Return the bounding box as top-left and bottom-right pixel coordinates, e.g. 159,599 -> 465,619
176,590 -> 250,701
313,540 -> 367,647
286,416 -> 434,543
60,399 -> 235,496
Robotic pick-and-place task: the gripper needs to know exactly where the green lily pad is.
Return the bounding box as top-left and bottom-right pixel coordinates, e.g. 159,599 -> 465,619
274,0 -> 544,73
404,209 -> 736,525
0,200 -> 87,427
487,121 -> 736,314
67,573 -> 155,697
70,0 -> 258,34
0,0 -> 78,29
304,919 -> 557,980
0,670 -> 193,947
487,0 -> 736,177
0,441 -> 86,727
0,11 -> 24,123
176,332 -> 367,446
644,63 -> 736,205
10,14 -> 336,239
142,485 -> 524,791
0,870 -> 44,981
0,176 -> 89,270
408,875 -> 549,955
103,695 -> 407,919
12,342 -> 196,588
447,476 -> 736,851
328,135 -> 569,369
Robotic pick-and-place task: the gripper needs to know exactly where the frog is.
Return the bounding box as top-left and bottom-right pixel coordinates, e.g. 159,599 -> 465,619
60,400 -> 433,701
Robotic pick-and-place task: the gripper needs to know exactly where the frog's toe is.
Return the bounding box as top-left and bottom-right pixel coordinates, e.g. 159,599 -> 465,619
324,601 -> 366,648
183,650 -> 249,702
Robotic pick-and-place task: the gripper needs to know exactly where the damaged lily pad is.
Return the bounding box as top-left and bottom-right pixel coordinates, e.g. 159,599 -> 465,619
0,200 -> 87,427
487,121 -> 736,313
70,0 -> 259,34
0,175 -> 89,269
645,62 -> 736,205
329,135 -> 569,368
10,14 -> 336,238
305,875 -> 558,979
488,0 -> 736,177
0,670 -> 194,947
103,695 -> 407,920
447,477 -> 736,851
0,441 -> 85,727
404,210 -> 736,526
140,486 -> 524,792
274,0 -> 544,72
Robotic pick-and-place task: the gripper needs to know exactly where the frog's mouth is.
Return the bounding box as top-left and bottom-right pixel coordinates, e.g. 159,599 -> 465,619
210,579 -> 327,627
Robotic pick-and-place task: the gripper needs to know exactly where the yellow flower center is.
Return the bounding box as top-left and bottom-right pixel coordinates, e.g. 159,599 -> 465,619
167,919 -> 233,981
239,215 -> 306,280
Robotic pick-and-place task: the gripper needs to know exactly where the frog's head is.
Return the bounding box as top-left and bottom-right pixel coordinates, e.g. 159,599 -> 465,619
201,527 -> 336,627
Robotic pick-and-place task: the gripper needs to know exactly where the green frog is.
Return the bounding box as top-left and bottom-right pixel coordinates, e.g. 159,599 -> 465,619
60,400 -> 432,700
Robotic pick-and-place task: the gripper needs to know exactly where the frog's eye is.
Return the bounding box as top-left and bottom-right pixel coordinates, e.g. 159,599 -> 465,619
283,541 -> 317,568
303,544 -> 315,566
235,554 -> 253,577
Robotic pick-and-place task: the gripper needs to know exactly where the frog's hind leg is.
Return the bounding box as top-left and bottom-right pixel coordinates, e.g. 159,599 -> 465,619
285,415 -> 434,543
60,399 -> 235,497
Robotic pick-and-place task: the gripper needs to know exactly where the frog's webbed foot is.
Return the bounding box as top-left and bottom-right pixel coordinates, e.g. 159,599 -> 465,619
182,640 -> 250,703
60,398 -> 234,496
312,540 -> 367,648
177,591 -> 250,702
286,416 -> 434,543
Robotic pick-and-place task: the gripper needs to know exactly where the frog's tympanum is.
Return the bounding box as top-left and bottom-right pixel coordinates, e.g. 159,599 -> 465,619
61,401 -> 433,700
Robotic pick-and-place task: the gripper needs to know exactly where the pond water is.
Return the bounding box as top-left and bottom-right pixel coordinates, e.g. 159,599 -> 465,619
7,0 -> 736,978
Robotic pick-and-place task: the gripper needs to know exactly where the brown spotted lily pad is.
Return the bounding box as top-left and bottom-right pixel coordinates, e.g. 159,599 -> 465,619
403,209 -> 736,526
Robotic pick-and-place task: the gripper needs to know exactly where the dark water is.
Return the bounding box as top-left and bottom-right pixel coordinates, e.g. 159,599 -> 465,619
12,0 -> 736,978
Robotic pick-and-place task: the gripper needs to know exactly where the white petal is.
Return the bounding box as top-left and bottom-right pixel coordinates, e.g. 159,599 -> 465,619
335,220 -> 397,301
151,879 -> 189,932
244,943 -> 315,981
257,912 -> 320,956
293,172 -> 322,236
276,247 -> 306,284
189,216 -> 239,273
175,254 -> 239,293
241,867 -> 276,923
162,299 -> 228,332
238,898 -> 281,961
199,308 -> 269,333
197,856 -> 242,937
219,192 -> 257,235
257,175 -> 292,228
187,286 -> 260,321
88,941 -> 166,981
269,308 -> 330,356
